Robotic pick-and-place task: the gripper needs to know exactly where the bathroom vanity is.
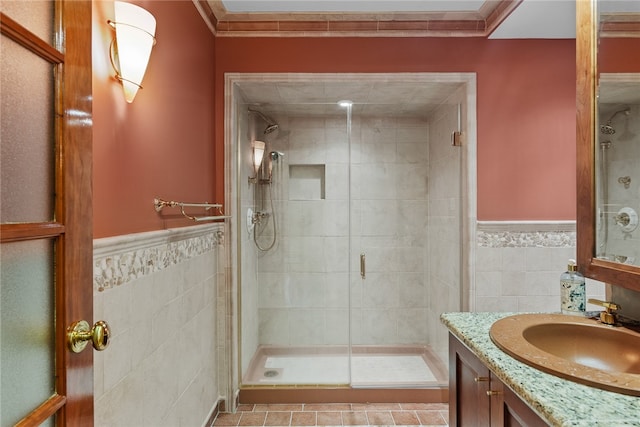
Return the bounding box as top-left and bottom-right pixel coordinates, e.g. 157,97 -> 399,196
448,332 -> 545,426
442,312 -> 640,427
444,0 -> 640,423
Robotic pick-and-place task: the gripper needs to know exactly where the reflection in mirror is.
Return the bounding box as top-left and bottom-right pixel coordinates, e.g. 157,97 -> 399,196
595,1 -> 640,267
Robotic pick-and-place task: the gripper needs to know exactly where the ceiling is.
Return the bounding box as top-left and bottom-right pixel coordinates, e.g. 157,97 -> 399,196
488,0 -> 575,39
237,79 -> 466,117
209,0 -> 577,38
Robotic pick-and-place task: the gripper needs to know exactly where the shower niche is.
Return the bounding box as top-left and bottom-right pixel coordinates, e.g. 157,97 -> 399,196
289,164 -> 326,200
230,73 -> 475,401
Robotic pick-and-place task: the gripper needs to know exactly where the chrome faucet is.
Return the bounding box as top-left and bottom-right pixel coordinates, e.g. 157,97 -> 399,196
588,299 -> 621,325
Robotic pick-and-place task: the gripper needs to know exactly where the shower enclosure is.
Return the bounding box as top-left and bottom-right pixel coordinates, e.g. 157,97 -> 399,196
596,96 -> 640,265
228,74 -> 475,397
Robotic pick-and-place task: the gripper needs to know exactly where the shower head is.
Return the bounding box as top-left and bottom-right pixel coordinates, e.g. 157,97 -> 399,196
600,107 -> 631,135
248,108 -> 279,135
264,123 -> 280,134
601,124 -> 616,135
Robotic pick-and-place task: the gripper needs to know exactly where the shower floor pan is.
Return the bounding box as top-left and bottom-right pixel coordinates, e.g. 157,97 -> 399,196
243,345 -> 447,388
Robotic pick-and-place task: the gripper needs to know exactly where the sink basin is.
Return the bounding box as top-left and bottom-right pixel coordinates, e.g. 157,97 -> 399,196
490,313 -> 640,396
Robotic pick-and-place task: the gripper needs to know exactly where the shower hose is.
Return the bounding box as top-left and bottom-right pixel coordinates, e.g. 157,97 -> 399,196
254,181 -> 277,251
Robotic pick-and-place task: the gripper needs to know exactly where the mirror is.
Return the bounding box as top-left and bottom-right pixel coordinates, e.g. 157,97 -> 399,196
596,2 -> 640,266
577,0 -> 640,291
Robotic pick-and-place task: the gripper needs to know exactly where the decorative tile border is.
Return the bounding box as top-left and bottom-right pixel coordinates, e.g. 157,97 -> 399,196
477,221 -> 576,248
93,223 -> 225,292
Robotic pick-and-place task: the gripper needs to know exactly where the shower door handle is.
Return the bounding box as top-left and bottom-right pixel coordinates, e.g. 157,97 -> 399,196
360,253 -> 366,279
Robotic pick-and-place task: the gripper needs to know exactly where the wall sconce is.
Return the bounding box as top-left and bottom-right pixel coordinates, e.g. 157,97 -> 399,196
248,140 -> 265,184
108,1 -> 156,103
452,103 -> 463,147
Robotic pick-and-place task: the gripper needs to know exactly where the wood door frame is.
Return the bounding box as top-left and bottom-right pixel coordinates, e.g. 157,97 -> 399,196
58,0 -> 94,424
1,0 -> 93,425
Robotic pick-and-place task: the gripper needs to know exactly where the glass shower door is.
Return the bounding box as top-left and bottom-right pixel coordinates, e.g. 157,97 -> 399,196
348,101 -> 453,388
279,101 -> 352,385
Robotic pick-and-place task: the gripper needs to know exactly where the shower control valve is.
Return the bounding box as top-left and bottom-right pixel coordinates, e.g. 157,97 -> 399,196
615,207 -> 638,233
618,176 -> 631,189
252,211 -> 270,225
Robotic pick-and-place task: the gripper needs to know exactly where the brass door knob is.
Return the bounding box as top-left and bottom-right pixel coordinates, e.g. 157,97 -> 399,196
67,320 -> 110,353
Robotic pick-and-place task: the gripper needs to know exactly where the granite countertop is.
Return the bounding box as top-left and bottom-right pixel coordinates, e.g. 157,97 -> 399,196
441,312 -> 640,427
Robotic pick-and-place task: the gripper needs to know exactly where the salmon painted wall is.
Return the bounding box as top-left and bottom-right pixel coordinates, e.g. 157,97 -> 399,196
92,1 -> 215,238
214,37 -> 577,221
599,38 -> 640,72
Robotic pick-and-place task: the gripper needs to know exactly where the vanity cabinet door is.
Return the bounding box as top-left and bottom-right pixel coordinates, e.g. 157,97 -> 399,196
489,372 -> 547,427
449,334 -> 547,427
449,334 -> 491,426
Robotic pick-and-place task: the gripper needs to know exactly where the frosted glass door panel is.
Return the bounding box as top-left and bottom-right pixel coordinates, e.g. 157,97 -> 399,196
0,239 -> 56,427
0,36 -> 55,223
0,0 -> 54,43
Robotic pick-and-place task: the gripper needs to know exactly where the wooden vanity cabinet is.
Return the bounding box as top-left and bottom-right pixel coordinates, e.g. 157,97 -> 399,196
449,333 -> 491,425
449,334 -> 547,427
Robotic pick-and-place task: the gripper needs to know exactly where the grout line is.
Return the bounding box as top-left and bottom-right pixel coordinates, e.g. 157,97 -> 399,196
217,405 -> 449,426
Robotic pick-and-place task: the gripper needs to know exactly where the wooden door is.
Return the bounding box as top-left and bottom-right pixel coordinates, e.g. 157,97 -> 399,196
1,0 -> 94,425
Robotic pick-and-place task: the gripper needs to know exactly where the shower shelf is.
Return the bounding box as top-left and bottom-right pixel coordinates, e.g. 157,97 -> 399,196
153,197 -> 230,222
289,164 -> 326,200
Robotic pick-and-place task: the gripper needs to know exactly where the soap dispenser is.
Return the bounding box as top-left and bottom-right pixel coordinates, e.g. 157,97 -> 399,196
560,259 -> 586,316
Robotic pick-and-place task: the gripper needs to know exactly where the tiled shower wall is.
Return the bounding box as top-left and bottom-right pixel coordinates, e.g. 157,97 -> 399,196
249,105 -> 462,350
92,224 -> 226,426
254,112 -> 365,347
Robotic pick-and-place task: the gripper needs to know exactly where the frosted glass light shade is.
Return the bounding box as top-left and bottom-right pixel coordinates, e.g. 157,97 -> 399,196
253,140 -> 266,173
112,1 -> 156,103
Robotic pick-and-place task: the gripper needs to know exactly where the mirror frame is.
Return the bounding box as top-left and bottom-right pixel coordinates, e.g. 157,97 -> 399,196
576,0 -> 640,292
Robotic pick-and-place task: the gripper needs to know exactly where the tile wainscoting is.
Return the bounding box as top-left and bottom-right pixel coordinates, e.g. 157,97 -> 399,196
93,223 -> 228,426
88,219 -> 611,425
473,221 -> 605,313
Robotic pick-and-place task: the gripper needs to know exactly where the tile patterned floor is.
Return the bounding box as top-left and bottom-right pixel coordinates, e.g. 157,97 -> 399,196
213,403 -> 449,426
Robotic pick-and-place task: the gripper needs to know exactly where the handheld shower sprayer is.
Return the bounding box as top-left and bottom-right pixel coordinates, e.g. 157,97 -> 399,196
270,151 -> 285,161
250,150 -> 285,252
